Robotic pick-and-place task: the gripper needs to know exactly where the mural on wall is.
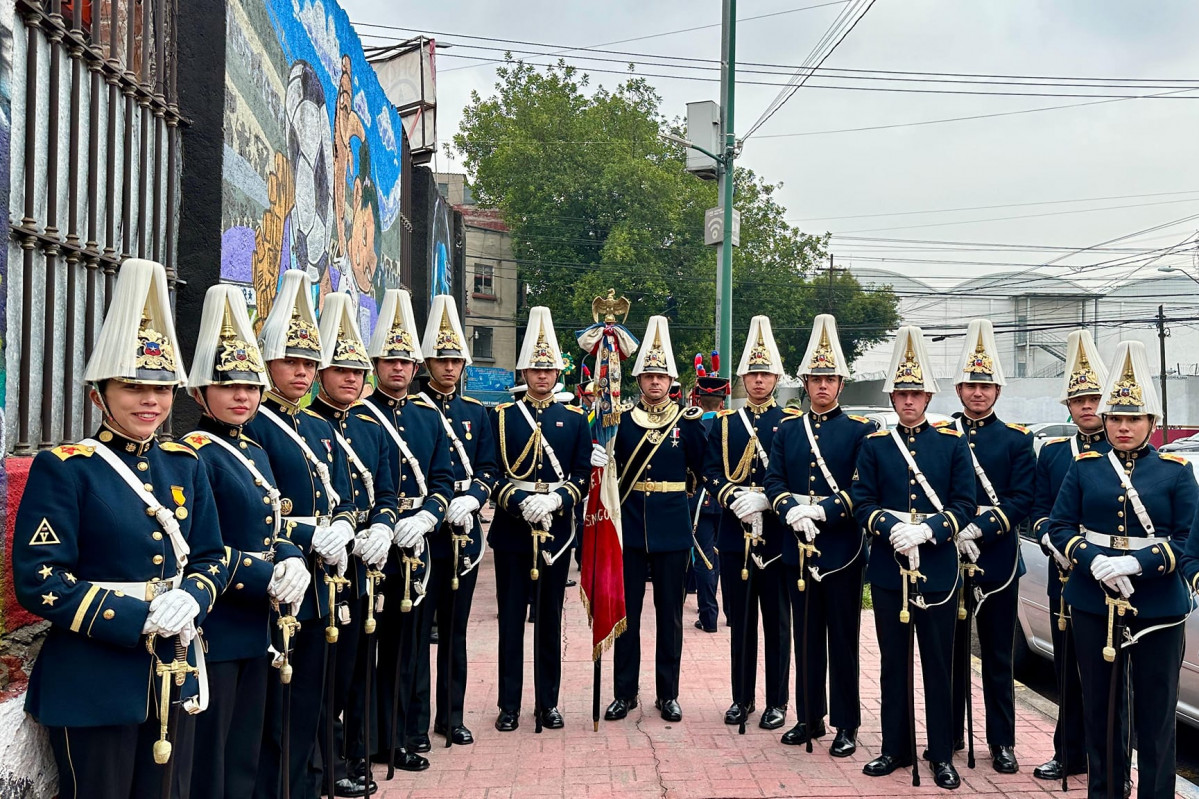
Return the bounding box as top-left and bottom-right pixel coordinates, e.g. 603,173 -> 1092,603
220,0 -> 404,338
429,188 -> 452,303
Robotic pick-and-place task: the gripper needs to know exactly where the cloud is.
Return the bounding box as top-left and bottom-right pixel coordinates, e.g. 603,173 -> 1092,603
378,110 -> 397,151
292,0 -> 342,82
379,177 -> 402,229
353,88 -> 372,128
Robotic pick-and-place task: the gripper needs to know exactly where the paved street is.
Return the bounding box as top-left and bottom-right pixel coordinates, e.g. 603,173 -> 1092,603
370,549 -> 1193,799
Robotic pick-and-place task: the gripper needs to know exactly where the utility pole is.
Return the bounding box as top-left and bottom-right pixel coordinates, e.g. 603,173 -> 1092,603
1158,304 -> 1170,445
827,253 -> 836,311
715,0 -> 737,368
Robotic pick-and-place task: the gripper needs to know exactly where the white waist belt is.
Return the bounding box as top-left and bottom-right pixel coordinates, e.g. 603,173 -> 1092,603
791,494 -> 830,506
883,508 -> 929,523
93,574 -> 181,602
397,496 -> 427,511
510,479 -> 565,494
454,479 -> 472,493
285,515 -> 332,527
1082,528 -> 1158,551
977,504 -> 999,515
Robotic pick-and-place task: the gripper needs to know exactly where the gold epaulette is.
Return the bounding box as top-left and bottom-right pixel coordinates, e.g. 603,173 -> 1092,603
183,433 -> 212,450
937,427 -> 962,437
355,413 -> 380,425
1160,453 -> 1189,465
564,405 -> 586,414
1006,422 -> 1031,435
239,434 -> 261,448
302,408 -> 323,419
848,414 -> 871,424
1042,436 -> 1070,447
161,441 -> 198,457
716,409 -> 736,418
412,396 -> 433,407
783,407 -> 803,416
462,395 -> 484,405
682,406 -> 703,420
51,443 -> 95,460
496,401 -> 514,410
867,429 -> 889,438
933,420 -> 951,428
1075,451 -> 1102,461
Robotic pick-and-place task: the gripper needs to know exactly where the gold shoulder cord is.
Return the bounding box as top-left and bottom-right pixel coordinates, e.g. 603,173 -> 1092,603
722,414 -> 756,483
499,405 -> 540,479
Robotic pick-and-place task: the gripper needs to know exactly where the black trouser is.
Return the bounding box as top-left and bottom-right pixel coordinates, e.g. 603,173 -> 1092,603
1072,608 -> 1182,799
494,547 -> 570,712
692,515 -> 720,630
952,576 -> 1018,747
191,656 -> 269,799
787,556 -> 864,730
613,547 -> 689,702
315,592 -> 368,789
411,587 -> 435,743
430,554 -> 480,730
872,586 -> 957,763
374,571 -> 425,755
720,554 -> 790,709
254,617 -> 327,799
1048,567 -> 1087,770
49,716 -> 195,799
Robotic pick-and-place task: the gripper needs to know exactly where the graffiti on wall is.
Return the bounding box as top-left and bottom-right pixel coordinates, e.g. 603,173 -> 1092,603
220,0 -> 404,338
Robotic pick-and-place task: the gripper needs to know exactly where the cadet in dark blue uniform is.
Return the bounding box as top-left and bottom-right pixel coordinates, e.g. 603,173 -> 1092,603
601,316 -> 707,723
945,320 -> 1035,774
245,270 -> 360,799
690,371 -> 729,633
490,307 -> 590,731
417,295 -> 498,746
1030,330 -> 1112,783
767,314 -> 872,756
182,285 -> 310,799
310,293 -> 398,797
704,316 -> 793,731
14,259 -> 227,799
853,326 -> 976,790
1050,341 -> 1194,799
359,288 -> 453,770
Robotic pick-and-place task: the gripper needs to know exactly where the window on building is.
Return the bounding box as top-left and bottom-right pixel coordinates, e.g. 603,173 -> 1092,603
473,263 -> 495,297
473,327 -> 494,360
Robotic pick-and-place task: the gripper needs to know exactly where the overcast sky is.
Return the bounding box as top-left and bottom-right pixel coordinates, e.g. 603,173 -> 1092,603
341,0 -> 1199,293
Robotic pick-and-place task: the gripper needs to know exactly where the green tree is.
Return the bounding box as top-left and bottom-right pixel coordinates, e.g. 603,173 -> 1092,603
453,58 -> 898,383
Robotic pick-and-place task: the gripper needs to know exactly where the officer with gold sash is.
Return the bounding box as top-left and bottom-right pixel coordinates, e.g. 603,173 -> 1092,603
1029,330 -> 1112,784
13,259 -> 226,799
360,289 -> 453,769
246,270 -> 359,799
600,316 -> 707,723
1050,342 -> 1194,799
945,320 -> 1035,774
766,314 -> 873,755
704,316 -> 794,732
310,293 -> 398,796
489,307 -> 590,732
182,286 -> 310,799
852,326 -> 976,790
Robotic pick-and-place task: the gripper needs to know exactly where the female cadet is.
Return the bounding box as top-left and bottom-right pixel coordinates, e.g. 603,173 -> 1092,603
1050,341 -> 1194,799
12,259 -> 227,799
182,285 -> 311,799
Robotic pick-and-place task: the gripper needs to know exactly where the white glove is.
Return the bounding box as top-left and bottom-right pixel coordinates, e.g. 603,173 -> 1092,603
901,546 -> 921,571
796,516 -> 819,543
786,505 -> 814,528
521,494 -> 560,525
958,538 -> 980,563
312,519 -> 355,563
353,524 -> 392,568
590,443 -> 610,468
393,517 -> 425,549
1105,574 -> 1135,598
889,523 -> 933,552
1041,533 -> 1071,571
1091,554 -> 1141,582
730,490 -> 770,521
410,510 -> 438,536
446,495 -> 482,528
269,557 -> 311,606
146,590 -> 201,637
408,534 -> 426,559
958,523 -> 982,542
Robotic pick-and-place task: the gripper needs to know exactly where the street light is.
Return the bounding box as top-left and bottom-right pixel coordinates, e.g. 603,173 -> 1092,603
1156,264 -> 1199,284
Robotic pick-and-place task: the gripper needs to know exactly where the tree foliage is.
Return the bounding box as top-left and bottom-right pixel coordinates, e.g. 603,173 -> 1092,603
453,58 -> 898,382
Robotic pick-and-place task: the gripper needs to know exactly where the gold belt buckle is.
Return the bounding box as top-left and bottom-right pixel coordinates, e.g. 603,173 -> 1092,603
398,498 -> 414,510
534,481 -> 549,493
1112,535 -> 1130,549
643,480 -> 657,492
146,579 -> 169,602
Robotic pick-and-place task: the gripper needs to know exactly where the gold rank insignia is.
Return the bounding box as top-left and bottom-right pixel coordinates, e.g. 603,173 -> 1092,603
29,519 -> 62,546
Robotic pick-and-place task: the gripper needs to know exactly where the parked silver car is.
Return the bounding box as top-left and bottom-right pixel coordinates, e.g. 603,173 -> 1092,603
1016,451 -> 1199,727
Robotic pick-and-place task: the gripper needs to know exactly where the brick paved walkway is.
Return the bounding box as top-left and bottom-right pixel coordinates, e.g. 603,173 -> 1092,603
372,551 -> 1180,799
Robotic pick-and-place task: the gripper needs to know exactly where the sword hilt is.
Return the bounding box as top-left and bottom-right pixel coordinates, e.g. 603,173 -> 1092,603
450,528 -> 471,591
401,552 -> 419,613
530,522 -> 553,581
364,569 -> 384,634
324,572 -> 351,643
272,599 -> 301,684
795,539 -> 820,592
1056,572 -> 1070,632
1102,593 -> 1137,663
898,564 -> 927,625
148,635 -> 198,764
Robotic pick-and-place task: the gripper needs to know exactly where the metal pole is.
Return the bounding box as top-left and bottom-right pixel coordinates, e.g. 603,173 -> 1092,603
717,0 -> 736,366
1158,305 -> 1169,445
